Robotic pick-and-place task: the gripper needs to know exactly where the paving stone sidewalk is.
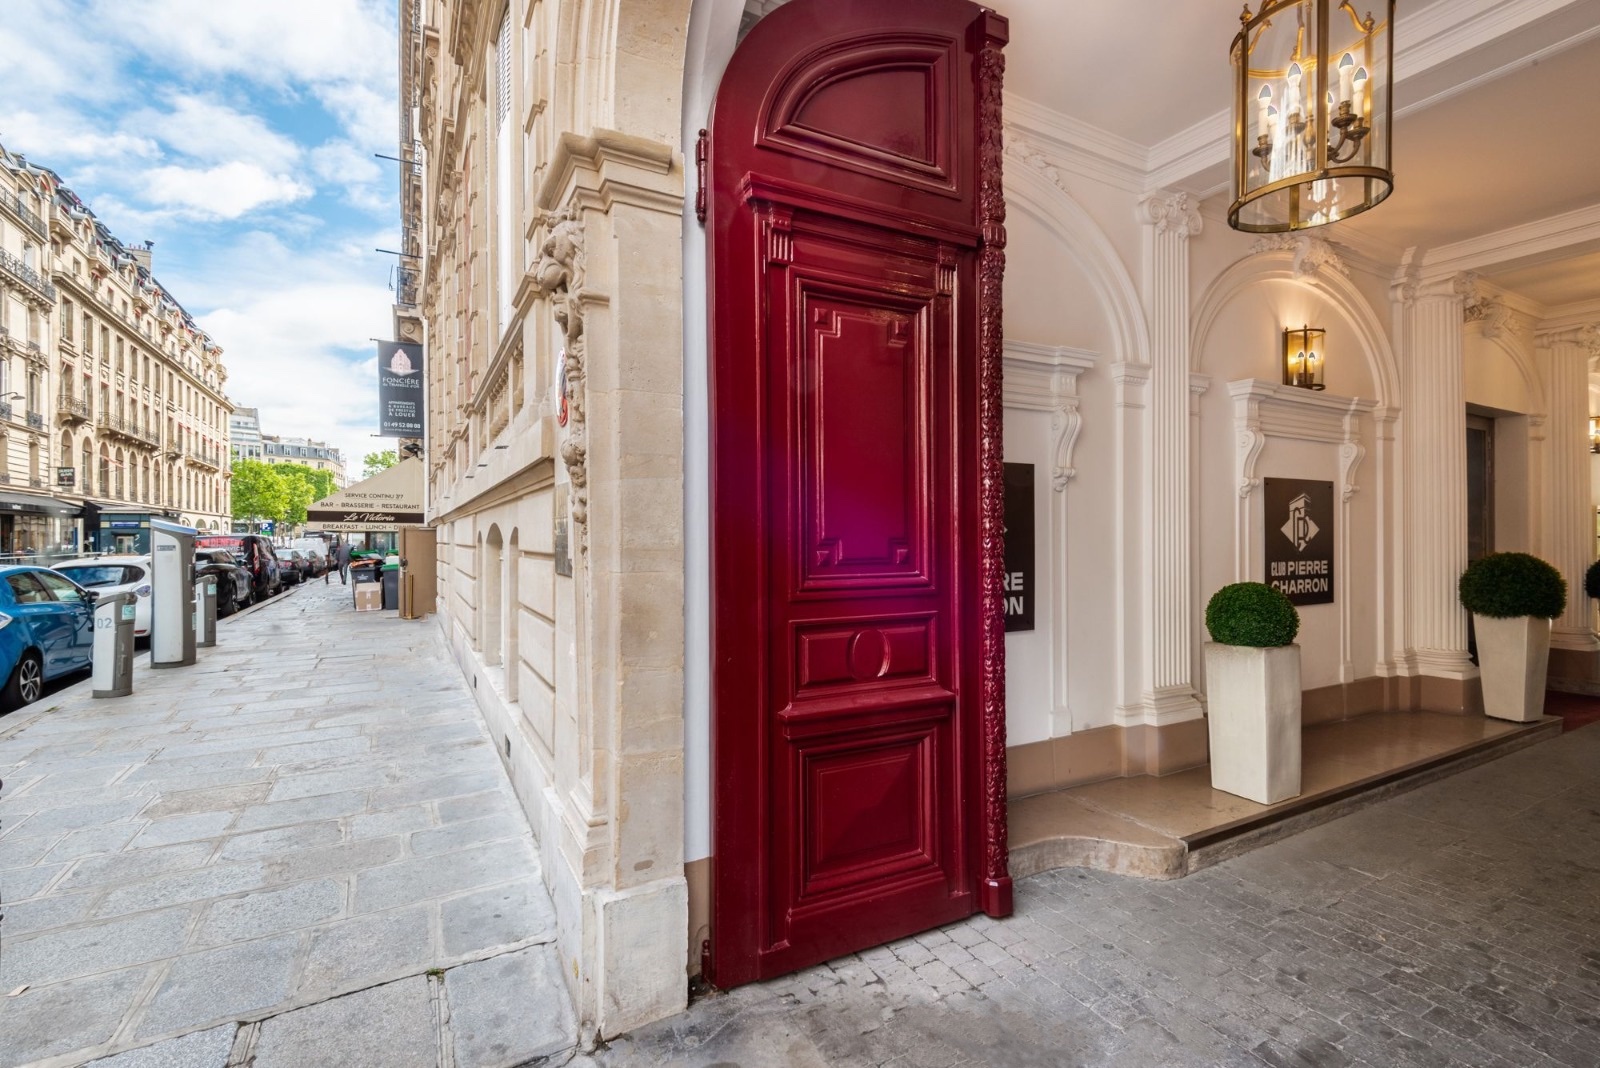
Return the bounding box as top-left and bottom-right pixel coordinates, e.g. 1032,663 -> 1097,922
0,580 -> 574,1068
585,724 -> 1600,1068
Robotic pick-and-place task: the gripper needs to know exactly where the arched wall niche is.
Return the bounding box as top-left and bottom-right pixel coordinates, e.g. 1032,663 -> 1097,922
1192,263 -> 1394,695
1464,324 -> 1545,554
1000,168 -> 1137,746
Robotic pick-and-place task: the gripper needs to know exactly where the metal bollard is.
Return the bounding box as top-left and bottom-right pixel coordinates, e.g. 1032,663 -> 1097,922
194,576 -> 218,648
92,592 -> 136,698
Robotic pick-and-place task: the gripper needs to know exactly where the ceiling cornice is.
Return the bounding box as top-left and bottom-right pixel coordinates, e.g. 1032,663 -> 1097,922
1004,94 -> 1146,193
1418,203 -> 1600,280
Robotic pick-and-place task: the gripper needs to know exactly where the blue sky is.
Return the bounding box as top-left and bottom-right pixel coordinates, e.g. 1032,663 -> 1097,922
0,0 -> 403,479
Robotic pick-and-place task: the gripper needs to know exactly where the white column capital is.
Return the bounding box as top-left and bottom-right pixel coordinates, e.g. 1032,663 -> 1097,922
1137,191 -> 1202,239
1534,323 -> 1600,354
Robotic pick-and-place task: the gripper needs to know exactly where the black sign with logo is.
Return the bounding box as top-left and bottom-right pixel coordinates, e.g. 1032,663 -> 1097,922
1004,462 -> 1035,632
1264,477 -> 1334,605
377,341 -> 425,437
57,466 -> 75,487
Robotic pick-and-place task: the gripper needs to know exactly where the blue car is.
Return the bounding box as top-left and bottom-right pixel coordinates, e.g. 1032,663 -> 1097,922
0,565 -> 96,711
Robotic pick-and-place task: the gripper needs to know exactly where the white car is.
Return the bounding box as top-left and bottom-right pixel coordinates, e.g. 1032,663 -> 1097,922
51,556 -> 152,637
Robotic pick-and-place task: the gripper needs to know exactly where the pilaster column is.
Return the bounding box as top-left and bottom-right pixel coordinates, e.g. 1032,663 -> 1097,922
1401,272 -> 1475,678
1135,192 -> 1203,724
1536,324 -> 1600,649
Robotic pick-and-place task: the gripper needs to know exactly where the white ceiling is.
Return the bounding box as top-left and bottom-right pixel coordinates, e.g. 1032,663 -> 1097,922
744,0 -> 1600,312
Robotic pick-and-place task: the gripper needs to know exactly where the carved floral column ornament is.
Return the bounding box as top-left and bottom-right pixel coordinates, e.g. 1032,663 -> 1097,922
1134,189 -> 1204,727
1534,322 -> 1600,650
531,204 -> 590,551
1250,233 -> 1349,282
975,10 -> 1012,920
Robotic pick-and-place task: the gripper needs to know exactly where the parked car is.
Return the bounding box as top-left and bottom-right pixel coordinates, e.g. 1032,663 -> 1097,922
0,565 -> 96,711
195,548 -> 253,616
290,538 -> 329,577
196,535 -> 281,601
274,548 -> 308,585
50,556 -> 153,638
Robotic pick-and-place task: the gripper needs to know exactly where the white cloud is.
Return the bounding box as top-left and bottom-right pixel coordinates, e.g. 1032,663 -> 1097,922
138,162 -> 312,220
127,94 -> 304,172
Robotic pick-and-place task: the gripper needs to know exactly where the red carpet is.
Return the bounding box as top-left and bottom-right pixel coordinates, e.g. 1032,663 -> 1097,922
1542,691 -> 1600,732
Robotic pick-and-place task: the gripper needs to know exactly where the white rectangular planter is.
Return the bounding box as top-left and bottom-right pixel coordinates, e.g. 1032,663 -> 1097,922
1473,613 -> 1551,723
1203,643 -> 1302,805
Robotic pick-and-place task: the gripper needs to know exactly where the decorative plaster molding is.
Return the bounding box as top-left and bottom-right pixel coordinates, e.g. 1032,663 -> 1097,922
1002,341 -> 1098,490
1228,379 -> 1378,499
1137,191 -> 1202,238
1534,323 -> 1600,354
1007,135 -> 1073,197
1465,291 -> 1517,339
529,205 -> 590,551
1110,361 -> 1150,409
1250,234 -> 1349,281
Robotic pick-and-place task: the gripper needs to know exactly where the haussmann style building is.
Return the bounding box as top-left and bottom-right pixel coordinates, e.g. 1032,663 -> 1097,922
395,0 -> 1600,1039
0,140 -> 234,552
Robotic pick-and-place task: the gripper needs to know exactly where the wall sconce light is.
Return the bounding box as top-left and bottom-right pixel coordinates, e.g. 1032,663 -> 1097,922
1590,416 -> 1600,454
1283,325 -> 1326,390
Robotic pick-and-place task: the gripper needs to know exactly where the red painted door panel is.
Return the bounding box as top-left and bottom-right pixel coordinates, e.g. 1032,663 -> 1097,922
708,0 -> 1009,987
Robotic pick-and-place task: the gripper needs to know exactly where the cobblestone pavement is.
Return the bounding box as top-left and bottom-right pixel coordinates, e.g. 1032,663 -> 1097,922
0,580 -> 570,1068
587,725 -> 1600,1068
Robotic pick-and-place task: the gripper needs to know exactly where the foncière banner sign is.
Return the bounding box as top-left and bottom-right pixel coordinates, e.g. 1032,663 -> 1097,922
1263,477 -> 1335,606
377,341 -> 424,437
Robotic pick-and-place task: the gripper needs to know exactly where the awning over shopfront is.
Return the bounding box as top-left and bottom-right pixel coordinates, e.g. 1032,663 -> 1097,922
305,458 -> 425,533
0,491 -> 83,517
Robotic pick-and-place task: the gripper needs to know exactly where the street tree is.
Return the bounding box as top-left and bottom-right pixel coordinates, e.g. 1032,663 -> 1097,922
231,460 -> 290,530
362,450 -> 398,479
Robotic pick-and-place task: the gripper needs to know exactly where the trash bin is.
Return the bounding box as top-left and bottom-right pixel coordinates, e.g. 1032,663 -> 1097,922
380,563 -> 400,611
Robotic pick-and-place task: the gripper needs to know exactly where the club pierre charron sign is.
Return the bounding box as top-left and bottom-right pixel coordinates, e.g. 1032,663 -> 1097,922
1263,477 -> 1334,606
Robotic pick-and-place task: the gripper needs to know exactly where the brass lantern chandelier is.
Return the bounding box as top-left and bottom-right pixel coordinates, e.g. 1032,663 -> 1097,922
1228,1 -> 1396,233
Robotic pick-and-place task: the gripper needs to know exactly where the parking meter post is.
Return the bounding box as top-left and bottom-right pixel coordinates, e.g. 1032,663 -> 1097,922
150,519 -> 197,668
92,592 -> 136,698
194,576 -> 217,648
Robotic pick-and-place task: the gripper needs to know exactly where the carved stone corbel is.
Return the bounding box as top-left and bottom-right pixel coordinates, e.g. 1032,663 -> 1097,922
530,204 -> 590,551
1251,233 -> 1348,281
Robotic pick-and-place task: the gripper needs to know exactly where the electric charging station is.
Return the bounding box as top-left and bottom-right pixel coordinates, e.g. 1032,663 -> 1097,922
92,591 -> 136,698
150,518 -> 197,668
194,574 -> 217,648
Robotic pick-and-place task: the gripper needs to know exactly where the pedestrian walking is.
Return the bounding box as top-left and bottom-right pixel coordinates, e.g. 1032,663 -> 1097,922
337,540 -> 351,584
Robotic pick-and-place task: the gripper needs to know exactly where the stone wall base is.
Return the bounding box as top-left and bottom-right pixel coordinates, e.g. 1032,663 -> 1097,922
1547,647 -> 1600,694
442,614 -> 687,1038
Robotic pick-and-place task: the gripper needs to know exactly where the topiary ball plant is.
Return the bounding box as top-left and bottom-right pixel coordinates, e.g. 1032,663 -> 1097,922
1205,582 -> 1300,647
1458,552 -> 1566,619
1585,559 -> 1600,601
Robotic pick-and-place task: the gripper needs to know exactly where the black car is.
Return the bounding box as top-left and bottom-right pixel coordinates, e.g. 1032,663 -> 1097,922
195,548 -> 254,615
196,534 -> 282,601
274,548 -> 308,585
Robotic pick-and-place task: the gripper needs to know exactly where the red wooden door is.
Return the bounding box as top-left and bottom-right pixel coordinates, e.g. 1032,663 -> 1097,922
707,0 -> 1011,987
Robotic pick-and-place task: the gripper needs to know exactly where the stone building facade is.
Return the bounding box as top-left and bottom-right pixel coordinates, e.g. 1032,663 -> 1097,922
0,141 -> 233,544
261,435 -> 347,487
401,0 -> 1600,1042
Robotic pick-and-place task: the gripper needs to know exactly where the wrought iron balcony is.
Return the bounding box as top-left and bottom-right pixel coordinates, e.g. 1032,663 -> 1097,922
0,248 -> 57,304
25,410 -> 44,430
0,189 -> 47,240
28,476 -> 43,489
0,402 -> 13,422
187,449 -> 223,471
57,392 -> 90,424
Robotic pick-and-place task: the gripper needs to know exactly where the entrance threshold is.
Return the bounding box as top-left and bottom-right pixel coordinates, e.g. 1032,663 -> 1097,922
1009,710 -> 1561,881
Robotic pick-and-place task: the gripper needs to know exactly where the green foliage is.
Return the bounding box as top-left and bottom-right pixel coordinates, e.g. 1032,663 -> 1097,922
1585,559 -> 1600,600
273,462 -> 337,503
1458,552 -> 1566,619
230,460 -> 290,527
1205,582 -> 1300,648
362,450 -> 398,479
